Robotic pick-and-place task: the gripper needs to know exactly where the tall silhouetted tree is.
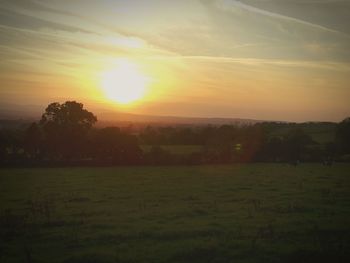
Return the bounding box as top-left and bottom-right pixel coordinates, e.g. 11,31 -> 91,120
40,101 -> 97,160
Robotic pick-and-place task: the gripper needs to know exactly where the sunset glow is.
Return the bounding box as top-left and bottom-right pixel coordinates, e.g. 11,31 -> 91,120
0,0 -> 349,121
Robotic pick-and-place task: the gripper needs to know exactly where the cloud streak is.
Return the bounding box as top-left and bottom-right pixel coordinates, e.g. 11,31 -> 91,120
211,0 -> 350,37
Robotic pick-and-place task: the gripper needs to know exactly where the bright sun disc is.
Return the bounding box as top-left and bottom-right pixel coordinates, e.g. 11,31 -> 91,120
101,59 -> 149,104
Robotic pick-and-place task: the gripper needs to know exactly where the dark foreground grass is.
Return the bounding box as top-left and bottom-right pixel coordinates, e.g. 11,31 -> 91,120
0,164 -> 350,263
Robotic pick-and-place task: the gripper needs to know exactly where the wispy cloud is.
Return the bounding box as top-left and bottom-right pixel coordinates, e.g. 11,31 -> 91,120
211,0 -> 350,37
140,54 -> 350,71
0,8 -> 93,34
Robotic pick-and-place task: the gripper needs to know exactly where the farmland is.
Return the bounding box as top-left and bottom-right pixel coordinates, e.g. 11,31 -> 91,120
1,164 -> 350,263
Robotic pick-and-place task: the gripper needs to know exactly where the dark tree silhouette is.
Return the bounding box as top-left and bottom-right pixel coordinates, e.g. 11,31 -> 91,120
0,129 -> 23,164
263,136 -> 284,162
336,117 -> 350,154
92,127 -> 142,164
39,101 -> 97,160
1,110 -> 347,166
92,127 -> 123,161
24,122 -> 43,160
284,128 -> 314,163
0,130 -> 10,163
40,101 -> 97,129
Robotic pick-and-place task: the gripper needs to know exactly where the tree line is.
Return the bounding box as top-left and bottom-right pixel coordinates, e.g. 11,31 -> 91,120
1,101 -> 349,166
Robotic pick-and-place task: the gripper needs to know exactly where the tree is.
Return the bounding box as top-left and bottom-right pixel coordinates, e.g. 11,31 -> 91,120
265,136 -> 284,162
39,101 -> 97,160
92,127 -> 142,164
0,129 -> 10,164
24,122 -> 43,160
92,127 -> 123,161
283,128 -> 314,162
336,117 -> 350,154
0,129 -> 23,165
40,101 -> 97,129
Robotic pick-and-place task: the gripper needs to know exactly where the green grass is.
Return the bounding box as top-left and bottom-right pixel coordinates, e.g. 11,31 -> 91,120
1,164 -> 350,262
141,145 -> 203,155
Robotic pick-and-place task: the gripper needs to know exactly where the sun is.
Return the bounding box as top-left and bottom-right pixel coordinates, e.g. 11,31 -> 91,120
101,59 -> 150,104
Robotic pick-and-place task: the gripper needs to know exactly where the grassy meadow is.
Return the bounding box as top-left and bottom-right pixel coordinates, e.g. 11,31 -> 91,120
1,164 -> 350,263
141,145 -> 203,155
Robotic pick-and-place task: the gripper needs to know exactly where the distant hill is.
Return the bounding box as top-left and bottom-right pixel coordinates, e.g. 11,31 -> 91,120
0,102 -> 263,127
0,119 -> 33,130
0,109 -> 267,133
0,103 -> 41,120
94,110 -> 264,127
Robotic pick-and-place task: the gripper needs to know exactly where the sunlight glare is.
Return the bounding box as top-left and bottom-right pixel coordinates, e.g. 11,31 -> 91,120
101,59 -> 150,104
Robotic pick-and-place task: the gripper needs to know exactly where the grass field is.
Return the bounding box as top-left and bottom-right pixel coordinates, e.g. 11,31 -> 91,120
1,164 -> 350,263
141,145 -> 203,155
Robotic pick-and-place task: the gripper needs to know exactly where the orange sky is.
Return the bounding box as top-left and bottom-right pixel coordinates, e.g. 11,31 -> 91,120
1,0 -> 350,122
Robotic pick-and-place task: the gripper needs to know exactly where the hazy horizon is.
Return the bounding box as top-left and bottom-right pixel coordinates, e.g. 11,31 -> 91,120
1,0 -> 350,122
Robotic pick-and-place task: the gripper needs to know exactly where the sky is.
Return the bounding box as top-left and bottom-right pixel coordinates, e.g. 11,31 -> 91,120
0,0 -> 350,122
